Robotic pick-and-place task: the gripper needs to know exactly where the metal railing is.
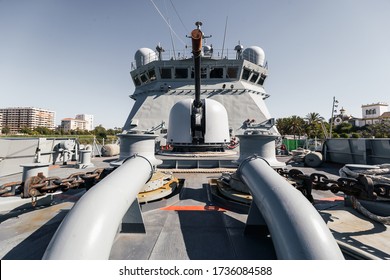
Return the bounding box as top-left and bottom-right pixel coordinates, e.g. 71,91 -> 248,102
131,48 -> 241,70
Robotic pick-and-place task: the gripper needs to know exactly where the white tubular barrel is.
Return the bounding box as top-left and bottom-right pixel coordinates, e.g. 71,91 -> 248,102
42,155 -> 153,260
238,156 -> 344,260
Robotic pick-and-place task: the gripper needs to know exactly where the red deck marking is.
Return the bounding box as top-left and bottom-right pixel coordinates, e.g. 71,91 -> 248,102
317,196 -> 344,202
49,165 -> 60,170
161,205 -> 226,211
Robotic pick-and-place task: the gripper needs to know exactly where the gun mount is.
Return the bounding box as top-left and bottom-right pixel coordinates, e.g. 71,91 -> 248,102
166,22 -> 230,152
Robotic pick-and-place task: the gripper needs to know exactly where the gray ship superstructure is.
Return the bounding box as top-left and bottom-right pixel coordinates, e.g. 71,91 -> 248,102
123,35 -> 276,146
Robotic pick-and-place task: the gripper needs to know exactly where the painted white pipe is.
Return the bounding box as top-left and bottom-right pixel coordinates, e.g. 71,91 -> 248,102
42,155 -> 153,260
238,156 -> 344,260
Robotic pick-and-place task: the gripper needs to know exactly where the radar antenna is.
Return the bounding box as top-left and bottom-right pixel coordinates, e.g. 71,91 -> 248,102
221,16 -> 228,59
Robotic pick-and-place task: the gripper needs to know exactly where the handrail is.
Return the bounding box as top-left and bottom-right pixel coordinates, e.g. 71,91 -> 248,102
42,155 -> 153,260
238,156 -> 344,260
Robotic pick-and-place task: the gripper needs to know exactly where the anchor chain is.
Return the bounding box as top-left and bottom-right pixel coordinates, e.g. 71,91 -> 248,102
0,167 -> 115,203
276,168 -> 390,225
276,168 -> 390,201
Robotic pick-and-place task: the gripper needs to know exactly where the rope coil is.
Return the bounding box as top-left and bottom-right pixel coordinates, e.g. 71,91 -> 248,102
350,196 -> 390,225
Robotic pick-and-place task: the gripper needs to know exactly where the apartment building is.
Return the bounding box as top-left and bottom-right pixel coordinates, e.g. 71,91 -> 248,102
61,118 -> 87,132
75,114 -> 94,131
0,107 -> 55,134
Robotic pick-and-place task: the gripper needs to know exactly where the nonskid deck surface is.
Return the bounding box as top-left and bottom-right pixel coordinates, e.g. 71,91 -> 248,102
0,193 -> 78,259
0,157 -> 112,259
0,156 -> 389,260
317,202 -> 390,260
110,173 -> 276,260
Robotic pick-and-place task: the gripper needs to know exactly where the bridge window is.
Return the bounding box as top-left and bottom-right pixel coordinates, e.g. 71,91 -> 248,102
191,67 -> 207,79
148,69 -> 156,81
160,67 -> 172,79
175,68 -> 188,79
140,72 -> 148,83
132,75 -> 141,86
226,67 -> 238,79
258,73 -> 266,85
242,68 -> 251,80
210,67 -> 223,78
250,72 -> 259,83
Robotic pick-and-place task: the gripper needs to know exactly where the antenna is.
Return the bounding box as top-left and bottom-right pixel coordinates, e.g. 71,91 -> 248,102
169,0 -> 189,33
221,16 -> 228,59
168,18 -> 176,59
156,43 -> 165,61
149,0 -> 186,46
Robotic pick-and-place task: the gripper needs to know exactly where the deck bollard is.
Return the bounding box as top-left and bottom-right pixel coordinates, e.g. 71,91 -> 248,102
21,162 -> 50,182
77,150 -> 94,169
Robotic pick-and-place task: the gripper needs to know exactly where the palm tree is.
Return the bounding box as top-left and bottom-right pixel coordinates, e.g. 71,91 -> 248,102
276,118 -> 291,136
289,115 -> 305,139
305,112 -> 324,124
276,116 -> 306,139
304,112 -> 325,138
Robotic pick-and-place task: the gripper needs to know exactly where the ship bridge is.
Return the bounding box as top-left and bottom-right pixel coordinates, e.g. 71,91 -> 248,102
130,46 -> 268,93
123,45 -> 277,146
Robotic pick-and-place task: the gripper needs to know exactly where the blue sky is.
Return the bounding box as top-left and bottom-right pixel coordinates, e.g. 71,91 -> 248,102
1,0 -> 389,129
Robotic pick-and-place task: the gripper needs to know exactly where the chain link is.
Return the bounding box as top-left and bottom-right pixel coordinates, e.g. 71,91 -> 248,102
277,168 -> 390,201
3,166 -> 390,206
0,181 -> 23,197
0,167 -> 115,204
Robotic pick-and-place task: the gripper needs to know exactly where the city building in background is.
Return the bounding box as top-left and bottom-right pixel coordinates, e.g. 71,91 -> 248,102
61,118 -> 87,132
380,111 -> 390,122
330,102 -> 389,128
361,102 -> 389,126
75,114 -> 94,131
61,114 -> 94,133
0,107 -> 55,134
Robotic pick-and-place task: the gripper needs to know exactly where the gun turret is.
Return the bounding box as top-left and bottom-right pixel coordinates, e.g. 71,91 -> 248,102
166,22 -> 230,151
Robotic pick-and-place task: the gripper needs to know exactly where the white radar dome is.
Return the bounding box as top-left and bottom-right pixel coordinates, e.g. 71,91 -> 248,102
242,46 -> 265,66
203,45 -> 213,56
203,45 -> 212,52
134,48 -> 158,68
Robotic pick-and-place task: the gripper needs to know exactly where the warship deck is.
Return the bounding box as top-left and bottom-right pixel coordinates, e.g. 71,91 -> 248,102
0,156 -> 389,260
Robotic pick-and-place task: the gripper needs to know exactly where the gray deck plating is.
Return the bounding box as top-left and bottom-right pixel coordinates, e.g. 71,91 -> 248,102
110,173 -> 276,260
320,203 -> 390,260
1,156 -> 389,260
